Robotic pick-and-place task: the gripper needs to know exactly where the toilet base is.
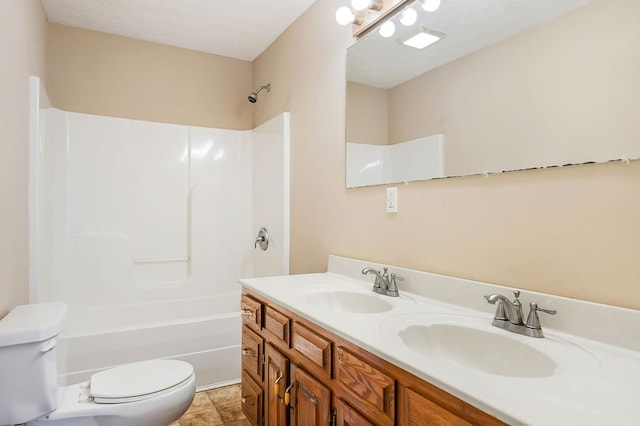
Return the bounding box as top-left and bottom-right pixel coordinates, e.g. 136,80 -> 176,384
26,374 -> 195,426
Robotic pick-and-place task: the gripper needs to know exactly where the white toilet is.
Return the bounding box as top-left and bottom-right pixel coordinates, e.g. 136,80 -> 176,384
0,303 -> 196,426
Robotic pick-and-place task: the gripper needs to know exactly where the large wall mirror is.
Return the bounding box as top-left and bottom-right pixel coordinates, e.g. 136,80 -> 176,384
345,0 -> 640,188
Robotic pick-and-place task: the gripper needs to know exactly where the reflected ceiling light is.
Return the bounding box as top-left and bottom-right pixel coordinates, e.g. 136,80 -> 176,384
402,28 -> 445,49
420,0 -> 441,12
399,8 -> 417,26
335,6 -> 363,25
378,20 -> 396,38
351,0 -> 383,11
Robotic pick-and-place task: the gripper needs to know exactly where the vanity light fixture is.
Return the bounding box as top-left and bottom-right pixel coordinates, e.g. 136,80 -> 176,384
336,6 -> 364,25
336,0 -> 442,36
351,0 -> 383,11
379,20 -> 396,38
399,7 -> 418,26
402,27 -> 445,49
420,0 -> 441,12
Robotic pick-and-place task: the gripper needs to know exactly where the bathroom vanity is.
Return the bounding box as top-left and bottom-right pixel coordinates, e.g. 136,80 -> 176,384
239,256 -> 640,425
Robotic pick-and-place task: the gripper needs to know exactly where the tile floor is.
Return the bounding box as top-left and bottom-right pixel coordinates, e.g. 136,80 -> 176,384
171,384 -> 251,426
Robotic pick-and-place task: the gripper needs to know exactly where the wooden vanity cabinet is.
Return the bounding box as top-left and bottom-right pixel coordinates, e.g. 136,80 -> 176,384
241,289 -> 506,426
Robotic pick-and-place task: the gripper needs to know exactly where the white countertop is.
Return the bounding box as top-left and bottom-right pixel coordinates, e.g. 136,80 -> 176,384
240,256 -> 640,426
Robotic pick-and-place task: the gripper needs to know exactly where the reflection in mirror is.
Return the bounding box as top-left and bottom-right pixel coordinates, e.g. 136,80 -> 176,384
345,0 -> 640,188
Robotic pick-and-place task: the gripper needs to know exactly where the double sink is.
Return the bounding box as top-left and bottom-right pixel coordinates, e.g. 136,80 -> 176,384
303,283 -> 596,380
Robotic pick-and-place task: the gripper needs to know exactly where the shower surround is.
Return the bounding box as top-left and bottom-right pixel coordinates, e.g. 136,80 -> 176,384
30,82 -> 289,389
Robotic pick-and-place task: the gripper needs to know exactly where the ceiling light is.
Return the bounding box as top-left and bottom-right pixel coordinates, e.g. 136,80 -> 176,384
378,20 -> 396,38
402,28 -> 445,49
399,8 -> 418,26
421,0 -> 441,12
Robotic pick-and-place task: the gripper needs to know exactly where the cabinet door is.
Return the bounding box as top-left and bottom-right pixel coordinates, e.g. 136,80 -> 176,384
335,397 -> 374,426
265,344 -> 290,426
242,370 -> 264,426
290,364 -> 331,426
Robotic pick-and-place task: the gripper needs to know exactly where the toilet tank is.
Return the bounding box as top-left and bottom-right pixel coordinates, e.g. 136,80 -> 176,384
0,302 -> 67,425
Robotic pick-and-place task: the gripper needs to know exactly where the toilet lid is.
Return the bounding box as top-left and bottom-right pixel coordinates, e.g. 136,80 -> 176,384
90,359 -> 193,403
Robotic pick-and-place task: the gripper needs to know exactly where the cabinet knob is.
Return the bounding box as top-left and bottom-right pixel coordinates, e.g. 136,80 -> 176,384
241,396 -> 255,406
242,348 -> 255,357
241,308 -> 254,318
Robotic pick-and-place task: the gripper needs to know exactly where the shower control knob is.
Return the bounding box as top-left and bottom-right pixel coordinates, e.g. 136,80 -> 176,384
254,227 -> 269,251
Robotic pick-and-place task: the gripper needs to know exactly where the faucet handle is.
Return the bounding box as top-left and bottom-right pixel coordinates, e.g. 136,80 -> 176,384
526,302 -> 557,330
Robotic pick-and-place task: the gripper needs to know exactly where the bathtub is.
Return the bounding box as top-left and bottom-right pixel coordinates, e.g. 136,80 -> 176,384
56,292 -> 241,391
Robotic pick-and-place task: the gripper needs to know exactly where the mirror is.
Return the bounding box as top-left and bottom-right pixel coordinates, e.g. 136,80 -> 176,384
345,0 -> 640,188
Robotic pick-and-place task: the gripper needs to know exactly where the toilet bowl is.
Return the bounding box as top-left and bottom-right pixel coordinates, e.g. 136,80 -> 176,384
0,303 -> 196,426
27,359 -> 196,426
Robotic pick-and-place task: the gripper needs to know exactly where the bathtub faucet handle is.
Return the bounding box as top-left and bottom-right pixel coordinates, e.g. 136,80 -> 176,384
254,227 -> 269,250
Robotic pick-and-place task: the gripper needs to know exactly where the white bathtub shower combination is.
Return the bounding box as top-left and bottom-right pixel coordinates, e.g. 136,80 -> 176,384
29,79 -> 290,390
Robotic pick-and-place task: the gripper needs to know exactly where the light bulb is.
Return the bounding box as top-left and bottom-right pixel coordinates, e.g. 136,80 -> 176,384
421,0 -> 441,12
351,0 -> 370,11
378,20 -> 395,38
399,8 -> 417,26
335,6 -> 355,25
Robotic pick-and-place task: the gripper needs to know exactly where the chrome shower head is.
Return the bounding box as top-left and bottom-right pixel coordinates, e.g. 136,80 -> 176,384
248,83 -> 271,103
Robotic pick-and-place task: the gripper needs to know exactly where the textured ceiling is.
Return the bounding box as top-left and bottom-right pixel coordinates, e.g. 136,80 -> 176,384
348,0 -> 594,89
41,0 -> 318,61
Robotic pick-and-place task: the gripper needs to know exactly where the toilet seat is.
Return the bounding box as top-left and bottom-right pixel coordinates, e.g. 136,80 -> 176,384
90,359 -> 194,404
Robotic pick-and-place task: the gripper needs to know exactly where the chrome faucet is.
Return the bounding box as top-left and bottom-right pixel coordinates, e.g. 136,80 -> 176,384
484,290 -> 556,338
361,267 -> 401,297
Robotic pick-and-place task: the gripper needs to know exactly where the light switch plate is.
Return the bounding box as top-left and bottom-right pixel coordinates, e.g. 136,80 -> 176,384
386,187 -> 398,213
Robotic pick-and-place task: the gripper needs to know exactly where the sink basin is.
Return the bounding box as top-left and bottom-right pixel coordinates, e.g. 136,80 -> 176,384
308,290 -> 394,314
400,323 -> 556,378
382,313 -> 598,378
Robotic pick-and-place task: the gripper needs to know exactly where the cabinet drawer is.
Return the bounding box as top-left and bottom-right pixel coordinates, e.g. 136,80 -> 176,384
336,346 -> 395,425
242,326 -> 263,383
292,321 -> 332,378
241,294 -> 262,332
398,384 -> 506,426
264,305 -> 291,347
241,370 -> 263,426
404,387 -> 471,426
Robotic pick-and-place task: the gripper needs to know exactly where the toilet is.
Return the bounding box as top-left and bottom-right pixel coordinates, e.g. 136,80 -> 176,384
0,303 -> 195,426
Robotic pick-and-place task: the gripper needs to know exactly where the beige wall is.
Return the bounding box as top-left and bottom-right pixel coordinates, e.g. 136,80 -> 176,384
47,24 -> 253,130
0,0 -> 48,316
346,82 -> 388,145
388,0 -> 640,176
253,0 -> 640,310
4,0 -> 638,314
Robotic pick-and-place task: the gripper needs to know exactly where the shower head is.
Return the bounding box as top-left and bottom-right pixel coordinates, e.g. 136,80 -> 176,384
248,83 -> 271,103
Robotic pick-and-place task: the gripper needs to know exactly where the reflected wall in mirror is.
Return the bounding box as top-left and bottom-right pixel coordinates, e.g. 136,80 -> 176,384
345,0 -> 640,188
